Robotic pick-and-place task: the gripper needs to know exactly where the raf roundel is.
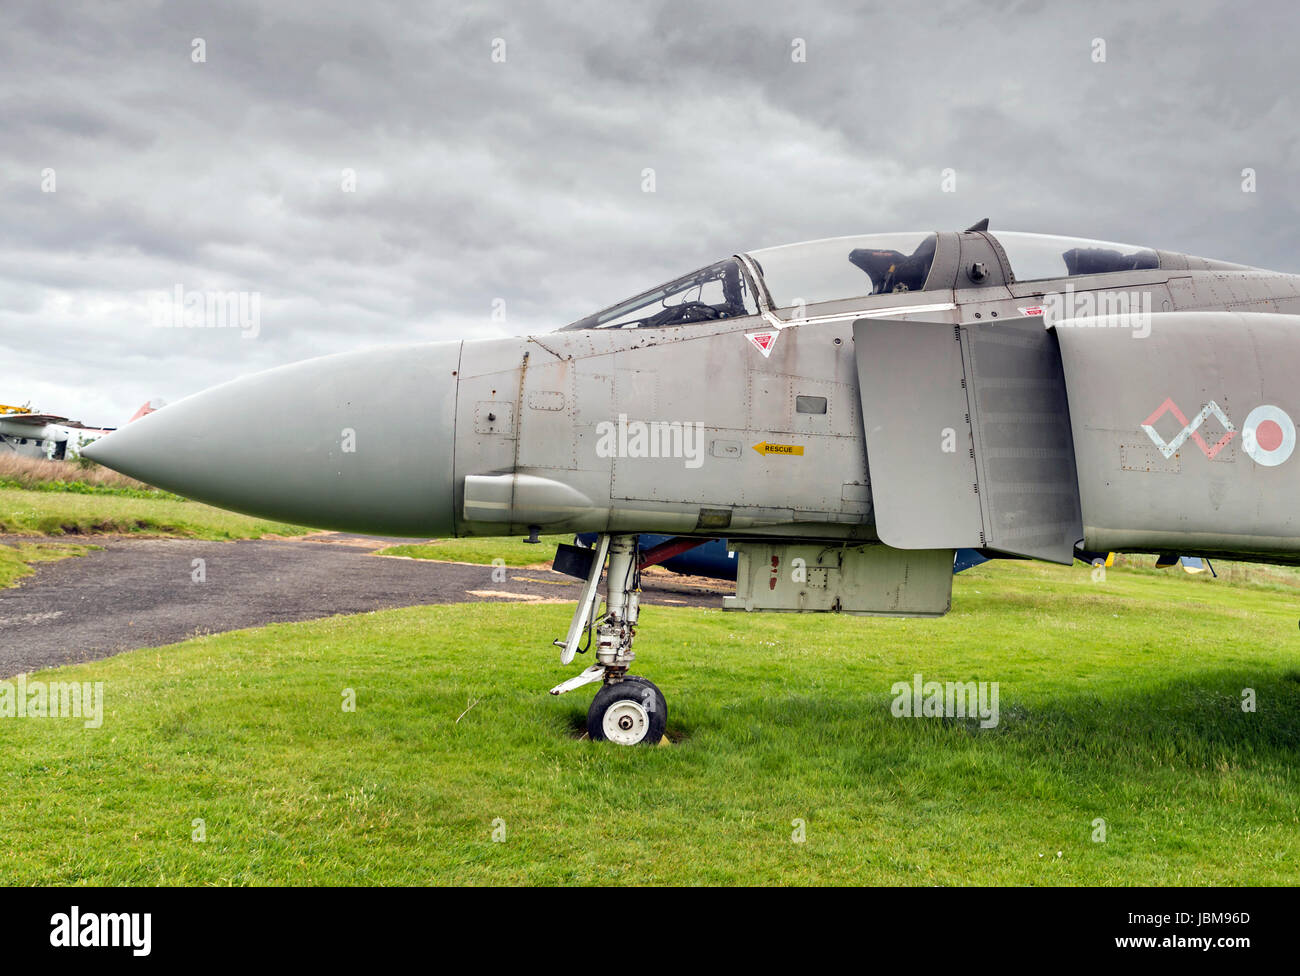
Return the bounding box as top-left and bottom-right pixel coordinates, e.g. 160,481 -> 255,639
1241,405 -> 1296,467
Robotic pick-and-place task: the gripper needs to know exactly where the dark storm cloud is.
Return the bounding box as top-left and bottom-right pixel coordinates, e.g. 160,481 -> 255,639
1,0 -> 1296,421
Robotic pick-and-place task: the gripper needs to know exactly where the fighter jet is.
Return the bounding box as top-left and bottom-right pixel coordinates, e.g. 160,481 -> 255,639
84,221 -> 1300,744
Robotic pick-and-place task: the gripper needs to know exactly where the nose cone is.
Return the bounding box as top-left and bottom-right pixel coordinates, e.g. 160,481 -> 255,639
84,341 -> 462,536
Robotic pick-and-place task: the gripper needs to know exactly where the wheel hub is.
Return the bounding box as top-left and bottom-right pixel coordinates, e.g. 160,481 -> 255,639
601,699 -> 650,745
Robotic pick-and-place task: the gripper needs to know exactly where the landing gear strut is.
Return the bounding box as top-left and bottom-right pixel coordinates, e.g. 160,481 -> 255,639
550,533 -> 667,745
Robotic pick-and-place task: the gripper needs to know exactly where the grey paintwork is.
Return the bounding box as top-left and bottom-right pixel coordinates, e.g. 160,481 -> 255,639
724,542 -> 953,615
453,319 -> 874,541
83,343 -> 460,535
1056,310 -> 1300,561
83,226 -> 1300,602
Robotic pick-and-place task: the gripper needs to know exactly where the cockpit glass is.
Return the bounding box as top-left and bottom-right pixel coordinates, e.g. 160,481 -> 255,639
993,231 -> 1160,282
746,232 -> 937,308
562,258 -> 758,330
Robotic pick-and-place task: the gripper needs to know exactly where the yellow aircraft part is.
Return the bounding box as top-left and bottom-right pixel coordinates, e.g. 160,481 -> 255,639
0,404 -> 32,415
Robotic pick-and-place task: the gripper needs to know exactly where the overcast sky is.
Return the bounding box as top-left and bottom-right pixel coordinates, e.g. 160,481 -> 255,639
2,0 -> 1296,423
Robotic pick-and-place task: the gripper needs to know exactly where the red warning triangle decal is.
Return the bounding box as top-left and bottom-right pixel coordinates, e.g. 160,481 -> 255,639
746,330 -> 777,357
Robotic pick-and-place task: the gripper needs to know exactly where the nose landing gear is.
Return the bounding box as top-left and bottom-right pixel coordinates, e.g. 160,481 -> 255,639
549,533 -> 668,745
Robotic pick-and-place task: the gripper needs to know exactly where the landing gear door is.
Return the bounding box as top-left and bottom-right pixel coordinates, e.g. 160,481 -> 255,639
854,318 -> 1082,564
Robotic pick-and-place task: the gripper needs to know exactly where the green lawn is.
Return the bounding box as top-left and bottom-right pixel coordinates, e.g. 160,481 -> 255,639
1,558 -> 1296,885
378,535 -> 567,566
0,487 -> 309,539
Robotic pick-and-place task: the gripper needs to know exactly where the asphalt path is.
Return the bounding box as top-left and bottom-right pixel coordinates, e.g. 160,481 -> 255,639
0,534 -> 730,676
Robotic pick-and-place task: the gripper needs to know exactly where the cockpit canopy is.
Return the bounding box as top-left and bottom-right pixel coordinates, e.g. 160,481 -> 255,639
562,259 -> 757,331
748,232 -> 938,308
993,232 -> 1158,282
561,228 -> 1219,329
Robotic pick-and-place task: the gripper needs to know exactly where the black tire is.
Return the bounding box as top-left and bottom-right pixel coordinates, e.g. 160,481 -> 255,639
587,676 -> 667,745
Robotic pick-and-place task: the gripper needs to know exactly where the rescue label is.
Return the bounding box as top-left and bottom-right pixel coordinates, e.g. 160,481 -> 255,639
753,441 -> 804,457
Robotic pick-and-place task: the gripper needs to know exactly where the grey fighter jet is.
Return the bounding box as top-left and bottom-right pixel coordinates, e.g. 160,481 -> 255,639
84,221 -> 1300,744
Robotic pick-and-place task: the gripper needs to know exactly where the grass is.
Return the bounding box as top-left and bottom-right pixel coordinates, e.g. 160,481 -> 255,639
0,540 -> 95,588
0,455 -> 169,496
378,535 -> 567,566
0,558 -> 1297,885
0,487 -> 310,540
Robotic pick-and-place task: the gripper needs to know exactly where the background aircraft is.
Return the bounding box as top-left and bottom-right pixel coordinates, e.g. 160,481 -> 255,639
85,221 -> 1300,743
1,400 -> 163,461
0,406 -> 114,461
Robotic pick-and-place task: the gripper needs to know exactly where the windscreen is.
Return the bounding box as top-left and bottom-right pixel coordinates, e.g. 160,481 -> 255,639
561,259 -> 757,330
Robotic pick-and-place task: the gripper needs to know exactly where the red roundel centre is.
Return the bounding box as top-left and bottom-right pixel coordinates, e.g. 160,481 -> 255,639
1255,419 -> 1284,452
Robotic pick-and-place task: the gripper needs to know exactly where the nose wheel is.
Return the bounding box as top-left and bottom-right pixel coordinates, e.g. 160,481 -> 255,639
588,676 -> 667,745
